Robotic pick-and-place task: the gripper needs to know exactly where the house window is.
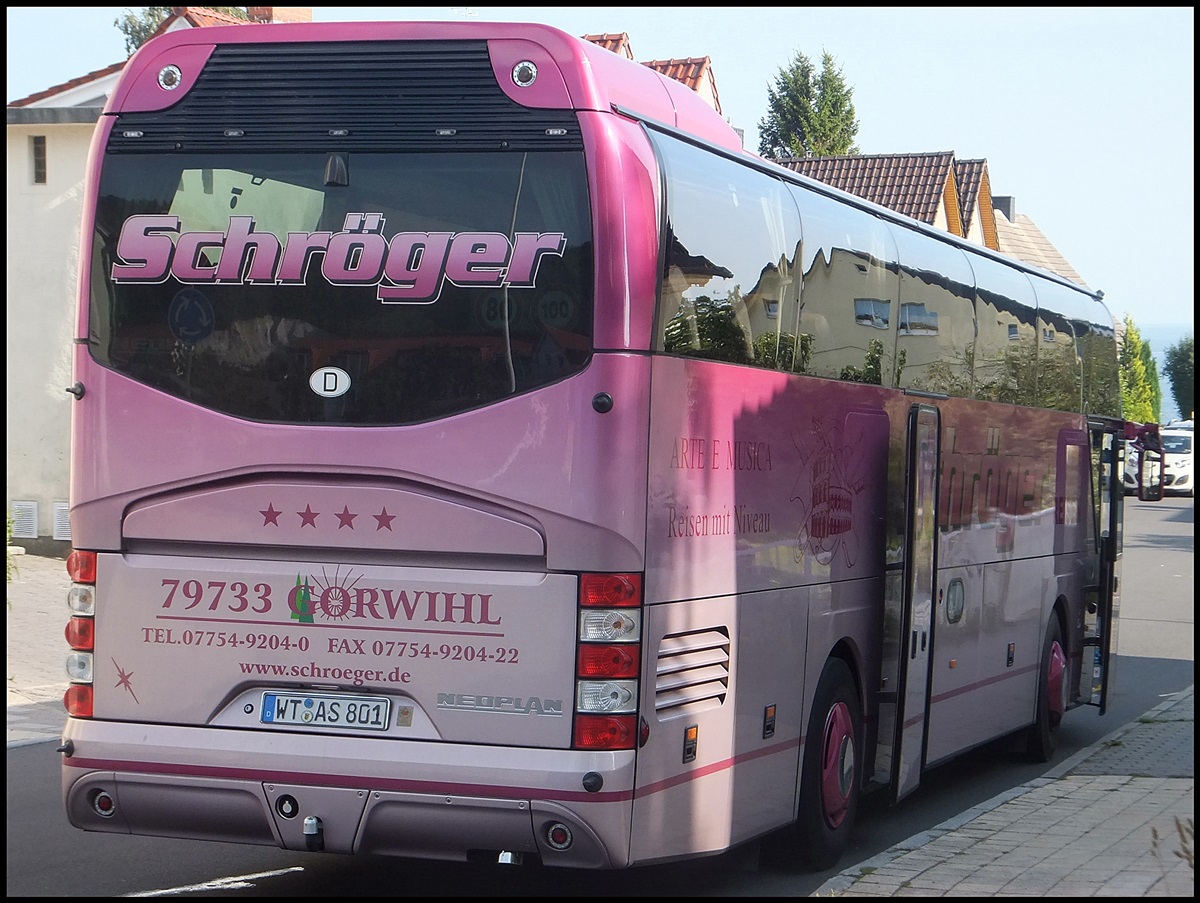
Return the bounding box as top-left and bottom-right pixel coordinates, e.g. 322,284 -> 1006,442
30,135 -> 47,184
1008,324 -> 1019,341
899,302 -> 939,336
854,298 -> 891,329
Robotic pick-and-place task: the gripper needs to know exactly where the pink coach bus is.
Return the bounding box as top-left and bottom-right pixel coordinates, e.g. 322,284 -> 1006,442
60,19 -> 1153,871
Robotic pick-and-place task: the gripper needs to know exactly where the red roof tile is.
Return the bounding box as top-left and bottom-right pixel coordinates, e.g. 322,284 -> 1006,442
777,151 -> 959,230
145,7 -> 256,43
582,33 -> 635,60
640,56 -> 720,114
954,159 -> 986,233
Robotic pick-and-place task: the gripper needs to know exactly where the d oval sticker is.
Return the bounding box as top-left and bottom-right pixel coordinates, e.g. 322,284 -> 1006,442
309,367 -> 352,398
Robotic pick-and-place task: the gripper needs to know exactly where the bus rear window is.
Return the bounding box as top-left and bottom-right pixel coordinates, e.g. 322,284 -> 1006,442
90,151 -> 594,424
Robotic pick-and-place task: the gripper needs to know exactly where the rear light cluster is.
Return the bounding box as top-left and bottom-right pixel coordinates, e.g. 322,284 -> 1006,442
64,550 -> 97,718
572,573 -> 642,750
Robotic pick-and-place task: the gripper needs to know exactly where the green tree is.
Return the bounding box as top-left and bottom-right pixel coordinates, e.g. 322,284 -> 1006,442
1163,334 -> 1195,421
1119,316 -> 1156,423
758,50 -> 860,159
115,7 -> 249,54
839,338 -> 888,385
1080,332 -> 1123,419
976,340 -> 1039,407
662,295 -> 752,364
1139,336 -> 1162,420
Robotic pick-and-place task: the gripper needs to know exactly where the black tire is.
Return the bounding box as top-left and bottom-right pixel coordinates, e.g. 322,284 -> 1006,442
1026,615 -> 1067,762
795,657 -> 862,871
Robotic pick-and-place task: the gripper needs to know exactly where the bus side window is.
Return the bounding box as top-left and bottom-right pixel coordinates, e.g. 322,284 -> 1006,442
790,184 -> 900,386
969,255 -> 1039,407
654,134 -> 802,370
660,232 -> 750,364
888,223 -> 976,398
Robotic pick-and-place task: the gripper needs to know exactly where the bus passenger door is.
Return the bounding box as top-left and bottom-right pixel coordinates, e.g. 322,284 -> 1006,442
891,403 -> 940,803
1080,420 -> 1124,713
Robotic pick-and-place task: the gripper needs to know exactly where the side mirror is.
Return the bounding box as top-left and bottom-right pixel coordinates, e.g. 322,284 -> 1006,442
1138,448 -> 1163,501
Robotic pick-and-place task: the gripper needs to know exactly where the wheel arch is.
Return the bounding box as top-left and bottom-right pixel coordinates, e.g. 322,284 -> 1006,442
1050,595 -> 1070,662
826,637 -> 866,716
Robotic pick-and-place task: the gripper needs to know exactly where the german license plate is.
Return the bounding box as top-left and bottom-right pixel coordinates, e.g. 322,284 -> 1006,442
261,691 -> 391,731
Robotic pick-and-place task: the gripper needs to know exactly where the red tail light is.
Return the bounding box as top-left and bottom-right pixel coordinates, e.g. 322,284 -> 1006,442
64,684 -> 93,718
579,573 -> 641,607
573,714 -> 636,749
577,644 -> 639,679
65,616 -> 95,651
67,550 -> 97,584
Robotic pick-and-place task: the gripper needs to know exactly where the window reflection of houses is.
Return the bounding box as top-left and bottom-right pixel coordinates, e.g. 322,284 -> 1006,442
899,303 -> 938,336
855,299 -> 892,330
795,190 -> 900,383
772,151 -> 1116,410
651,136 -> 1120,416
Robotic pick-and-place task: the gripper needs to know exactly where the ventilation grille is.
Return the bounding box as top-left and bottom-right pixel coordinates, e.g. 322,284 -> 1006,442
654,627 -> 730,719
108,41 -> 582,153
9,501 -> 37,539
53,501 -> 72,541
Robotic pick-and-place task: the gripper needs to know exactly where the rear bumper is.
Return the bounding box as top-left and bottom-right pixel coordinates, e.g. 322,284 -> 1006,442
61,718 -> 634,868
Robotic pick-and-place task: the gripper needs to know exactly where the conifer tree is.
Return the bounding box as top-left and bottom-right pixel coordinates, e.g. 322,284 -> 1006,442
758,50 -> 860,159
1119,316 -> 1157,423
1162,335 -> 1194,420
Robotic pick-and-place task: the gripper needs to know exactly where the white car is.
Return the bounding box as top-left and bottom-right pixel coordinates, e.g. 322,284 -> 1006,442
1159,428 -> 1194,497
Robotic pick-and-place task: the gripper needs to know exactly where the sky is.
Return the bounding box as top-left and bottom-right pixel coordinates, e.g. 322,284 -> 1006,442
6,6 -> 1195,416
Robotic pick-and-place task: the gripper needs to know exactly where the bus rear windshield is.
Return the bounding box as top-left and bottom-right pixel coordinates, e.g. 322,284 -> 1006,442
89,151 -> 594,424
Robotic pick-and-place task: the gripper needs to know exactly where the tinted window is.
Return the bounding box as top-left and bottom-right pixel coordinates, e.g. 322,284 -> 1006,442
887,223 -> 976,398
788,182 -> 900,385
967,253 -> 1039,406
90,151 -> 593,424
651,133 -> 803,370
1033,279 -> 1119,418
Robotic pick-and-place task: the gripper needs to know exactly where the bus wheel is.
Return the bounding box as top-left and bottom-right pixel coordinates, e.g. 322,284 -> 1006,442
1026,616 -> 1066,762
797,657 -> 861,870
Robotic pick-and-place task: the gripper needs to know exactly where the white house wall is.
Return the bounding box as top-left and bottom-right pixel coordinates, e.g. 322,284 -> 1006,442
6,119 -> 96,547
